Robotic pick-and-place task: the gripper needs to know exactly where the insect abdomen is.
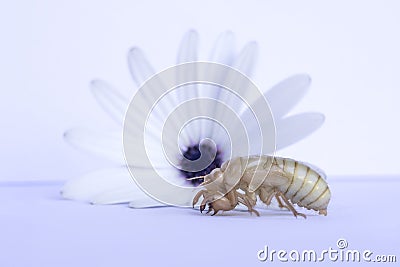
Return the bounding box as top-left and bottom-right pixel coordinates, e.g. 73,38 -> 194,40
277,158 -> 331,214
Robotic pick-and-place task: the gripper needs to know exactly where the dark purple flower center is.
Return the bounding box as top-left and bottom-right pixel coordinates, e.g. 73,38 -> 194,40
179,143 -> 223,186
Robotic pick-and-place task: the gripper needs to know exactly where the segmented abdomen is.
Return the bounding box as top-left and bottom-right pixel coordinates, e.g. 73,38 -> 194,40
275,157 -> 331,212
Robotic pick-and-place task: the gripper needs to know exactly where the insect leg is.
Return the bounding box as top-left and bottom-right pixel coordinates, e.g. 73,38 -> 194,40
264,192 -> 275,206
192,189 -> 207,208
225,190 -> 238,207
210,209 -> 219,216
200,195 -> 214,213
237,192 -> 260,216
238,198 -> 260,216
259,187 -> 275,206
275,195 -> 289,210
276,192 -> 306,219
206,204 -> 213,214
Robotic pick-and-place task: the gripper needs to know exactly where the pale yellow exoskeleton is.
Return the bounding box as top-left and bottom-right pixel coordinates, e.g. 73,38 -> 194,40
192,155 -> 330,218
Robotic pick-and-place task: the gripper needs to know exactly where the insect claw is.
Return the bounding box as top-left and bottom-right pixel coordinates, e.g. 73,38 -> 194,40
206,204 -> 213,214
200,204 -> 205,213
253,209 -> 260,217
296,213 -> 307,219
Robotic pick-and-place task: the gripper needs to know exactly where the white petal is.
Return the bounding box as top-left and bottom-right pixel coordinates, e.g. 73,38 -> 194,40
177,29 -> 198,64
125,69 -> 181,132
64,128 -> 124,163
127,47 -> 156,87
264,74 -> 311,118
90,80 -> 129,125
275,112 -> 325,150
232,41 -> 258,77
209,31 -> 235,65
128,197 -> 166,208
126,167 -> 199,208
174,31 -> 203,142
233,108 -> 275,156
175,31 -> 202,140
205,32 -> 236,103
91,187 -> 144,205
61,168 -> 138,203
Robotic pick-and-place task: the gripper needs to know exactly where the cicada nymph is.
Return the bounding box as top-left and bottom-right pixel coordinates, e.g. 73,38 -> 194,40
192,155 -> 330,218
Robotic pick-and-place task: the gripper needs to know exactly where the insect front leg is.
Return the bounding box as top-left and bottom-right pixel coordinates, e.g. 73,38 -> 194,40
200,194 -> 216,213
201,190 -> 239,216
192,190 -> 205,206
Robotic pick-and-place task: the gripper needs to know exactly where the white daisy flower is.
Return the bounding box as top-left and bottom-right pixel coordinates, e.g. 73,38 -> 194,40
61,30 -> 324,208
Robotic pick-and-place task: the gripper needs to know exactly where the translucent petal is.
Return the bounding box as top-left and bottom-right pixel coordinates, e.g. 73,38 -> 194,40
126,94 -> 192,168
126,167 -> 199,208
264,74 -> 311,118
275,112 -> 325,150
61,166 -> 188,206
61,168 -> 138,203
175,31 -> 202,142
126,67 -> 181,130
209,31 -> 235,65
205,31 -> 236,103
234,105 -> 275,156
64,128 -> 124,163
127,47 -> 156,87
232,41 -> 258,77
129,197 -> 166,208
177,29 -> 198,64
90,80 -> 129,125
91,187 -> 144,205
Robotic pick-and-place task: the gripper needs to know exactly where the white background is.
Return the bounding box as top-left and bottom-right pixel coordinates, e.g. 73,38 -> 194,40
1,0 -> 400,181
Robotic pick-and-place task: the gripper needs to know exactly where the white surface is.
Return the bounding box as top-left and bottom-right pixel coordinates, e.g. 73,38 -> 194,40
1,177 -> 399,266
1,0 -> 400,181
